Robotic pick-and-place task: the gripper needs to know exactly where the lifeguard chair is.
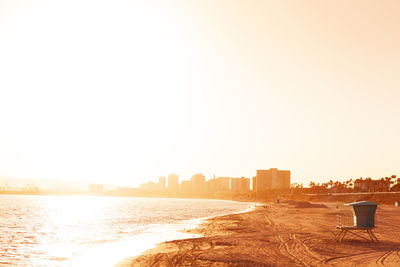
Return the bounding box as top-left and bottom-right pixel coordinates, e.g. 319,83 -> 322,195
334,201 -> 378,242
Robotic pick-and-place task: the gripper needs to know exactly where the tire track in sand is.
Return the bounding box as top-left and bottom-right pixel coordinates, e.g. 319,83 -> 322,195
326,249 -> 400,266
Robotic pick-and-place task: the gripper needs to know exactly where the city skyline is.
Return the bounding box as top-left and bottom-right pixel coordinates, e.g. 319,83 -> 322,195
1,168 -> 288,190
0,167 -> 398,190
76,168 -> 292,197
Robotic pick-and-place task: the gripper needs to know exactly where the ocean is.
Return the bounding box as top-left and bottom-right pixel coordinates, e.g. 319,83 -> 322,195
0,195 -> 252,266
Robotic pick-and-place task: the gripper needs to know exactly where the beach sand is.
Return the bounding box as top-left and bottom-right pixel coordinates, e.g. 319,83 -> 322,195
118,200 -> 400,266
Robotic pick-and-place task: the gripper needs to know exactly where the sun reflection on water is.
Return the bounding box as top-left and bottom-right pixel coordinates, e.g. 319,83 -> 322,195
0,195 -> 251,266
37,196 -> 115,264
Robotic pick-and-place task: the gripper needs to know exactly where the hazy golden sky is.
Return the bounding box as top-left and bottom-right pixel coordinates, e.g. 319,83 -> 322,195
0,0 -> 399,186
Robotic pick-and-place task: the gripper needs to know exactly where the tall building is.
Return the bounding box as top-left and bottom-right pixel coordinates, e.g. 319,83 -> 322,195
280,170 -> 290,189
191,173 -> 206,195
207,177 -> 230,195
214,177 -> 230,193
159,176 -> 166,190
167,174 -> 179,193
255,168 -> 290,192
205,180 -> 214,195
231,177 -> 250,193
181,180 -> 192,195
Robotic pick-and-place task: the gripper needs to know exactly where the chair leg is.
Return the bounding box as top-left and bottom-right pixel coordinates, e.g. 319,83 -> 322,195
340,230 -> 347,242
335,230 -> 344,242
334,229 -> 378,243
368,229 -> 378,242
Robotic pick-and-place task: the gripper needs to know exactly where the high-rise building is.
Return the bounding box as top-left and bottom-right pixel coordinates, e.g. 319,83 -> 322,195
167,174 -> 179,193
181,180 -> 192,195
207,177 -> 230,195
255,168 -> 290,192
231,177 -> 250,193
159,176 -> 166,190
214,177 -> 230,193
205,180 -> 214,195
191,173 -> 205,195
279,170 -> 290,189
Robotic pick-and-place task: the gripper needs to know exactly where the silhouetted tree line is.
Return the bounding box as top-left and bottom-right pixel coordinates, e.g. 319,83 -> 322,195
290,175 -> 399,194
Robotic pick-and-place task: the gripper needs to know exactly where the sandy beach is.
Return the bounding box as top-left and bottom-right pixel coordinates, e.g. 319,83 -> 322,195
119,200 -> 400,266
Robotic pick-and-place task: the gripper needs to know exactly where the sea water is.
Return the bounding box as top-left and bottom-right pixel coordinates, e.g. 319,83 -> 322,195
0,195 -> 251,266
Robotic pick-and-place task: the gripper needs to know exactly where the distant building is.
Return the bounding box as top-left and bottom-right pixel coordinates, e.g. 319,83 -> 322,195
159,176 -> 166,190
117,187 -> 139,196
181,180 -> 192,195
255,168 -> 290,192
140,178 -> 166,192
89,184 -> 104,193
213,177 -> 230,193
205,180 -> 214,195
252,176 -> 256,192
140,181 -> 158,192
191,173 -> 206,195
167,174 -> 179,193
231,177 -> 250,193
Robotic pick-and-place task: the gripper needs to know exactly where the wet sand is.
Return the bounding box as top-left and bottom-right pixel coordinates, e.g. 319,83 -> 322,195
119,200 -> 400,266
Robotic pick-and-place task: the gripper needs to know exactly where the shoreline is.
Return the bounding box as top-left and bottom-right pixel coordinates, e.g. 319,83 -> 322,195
122,200 -> 400,266
114,202 -> 256,267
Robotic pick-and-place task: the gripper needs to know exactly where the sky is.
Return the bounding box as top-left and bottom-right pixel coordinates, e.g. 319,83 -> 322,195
0,0 -> 399,187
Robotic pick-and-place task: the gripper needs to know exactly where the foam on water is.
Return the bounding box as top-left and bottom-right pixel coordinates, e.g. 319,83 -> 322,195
69,219 -> 202,267
0,195 -> 252,266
